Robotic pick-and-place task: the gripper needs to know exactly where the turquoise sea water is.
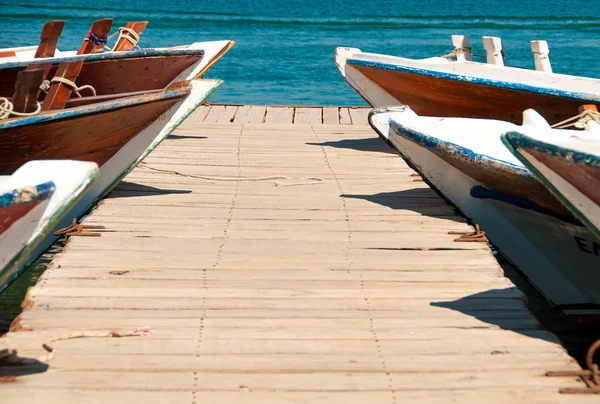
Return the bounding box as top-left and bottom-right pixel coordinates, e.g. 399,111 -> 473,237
1,0 -> 600,105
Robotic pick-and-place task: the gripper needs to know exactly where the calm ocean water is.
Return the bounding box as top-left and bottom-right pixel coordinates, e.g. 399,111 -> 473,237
1,0 -> 600,105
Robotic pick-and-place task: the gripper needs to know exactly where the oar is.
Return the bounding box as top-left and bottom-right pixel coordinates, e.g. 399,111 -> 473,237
42,19 -> 111,110
34,20 -> 65,58
111,21 -> 148,52
77,18 -> 113,54
25,20 -> 65,79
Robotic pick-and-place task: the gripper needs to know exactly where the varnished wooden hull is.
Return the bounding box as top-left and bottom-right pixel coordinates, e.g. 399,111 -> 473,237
0,51 -> 203,97
0,96 -> 183,174
352,64 -> 589,125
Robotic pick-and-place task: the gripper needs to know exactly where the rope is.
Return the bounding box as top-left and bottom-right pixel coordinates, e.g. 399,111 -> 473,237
39,79 -> 51,94
38,327 -> 150,362
85,31 -> 108,47
0,97 -> 41,120
551,109 -> 600,129
50,77 -> 97,97
442,47 -> 472,59
139,162 -> 325,187
105,27 -> 141,51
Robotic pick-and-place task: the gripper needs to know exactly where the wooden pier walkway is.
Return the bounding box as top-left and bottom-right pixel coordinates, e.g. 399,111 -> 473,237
1,105 -> 594,403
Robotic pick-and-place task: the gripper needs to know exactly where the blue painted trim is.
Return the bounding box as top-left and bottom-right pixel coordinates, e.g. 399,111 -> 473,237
505,131 -> 600,169
470,185 -> 583,226
1,48 -> 205,70
0,181 -> 55,209
348,58 -> 600,103
0,86 -> 191,130
388,119 -> 533,179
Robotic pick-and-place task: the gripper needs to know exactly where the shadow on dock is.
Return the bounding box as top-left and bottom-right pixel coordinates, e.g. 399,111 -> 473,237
168,134 -> 207,140
342,189 -> 465,223
0,354 -> 49,379
306,137 -> 399,154
431,287 -> 558,343
107,182 -> 192,199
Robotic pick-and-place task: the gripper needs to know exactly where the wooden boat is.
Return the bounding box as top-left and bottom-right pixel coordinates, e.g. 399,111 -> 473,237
504,124 -> 600,240
335,39 -> 600,125
0,20 -> 234,97
0,63 -> 222,286
0,160 -> 98,293
369,106 -> 600,325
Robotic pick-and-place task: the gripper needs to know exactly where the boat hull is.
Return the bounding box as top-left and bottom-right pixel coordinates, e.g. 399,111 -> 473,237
0,51 -> 203,97
504,132 -> 600,240
369,108 -> 600,326
352,63 -> 589,125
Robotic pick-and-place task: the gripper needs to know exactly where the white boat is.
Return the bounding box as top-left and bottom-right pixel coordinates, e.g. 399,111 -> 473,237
335,39 -> 600,125
0,160 -> 98,293
369,105 -> 600,325
504,126 -> 600,241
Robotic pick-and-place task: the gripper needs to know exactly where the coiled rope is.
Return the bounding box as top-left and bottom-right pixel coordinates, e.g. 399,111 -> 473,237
105,27 -> 141,51
39,77 -> 97,97
139,162 -> 325,187
0,97 -> 41,120
551,109 -> 600,129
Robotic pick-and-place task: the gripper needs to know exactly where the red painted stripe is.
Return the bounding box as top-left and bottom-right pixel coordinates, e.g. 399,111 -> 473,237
0,200 -> 42,235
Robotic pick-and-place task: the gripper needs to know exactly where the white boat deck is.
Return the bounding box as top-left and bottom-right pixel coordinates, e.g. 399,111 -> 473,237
0,105 -> 593,403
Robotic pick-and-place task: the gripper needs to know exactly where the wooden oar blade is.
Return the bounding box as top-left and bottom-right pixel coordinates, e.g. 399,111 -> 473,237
112,21 -> 148,52
12,68 -> 45,114
35,20 -> 65,58
77,18 -> 113,55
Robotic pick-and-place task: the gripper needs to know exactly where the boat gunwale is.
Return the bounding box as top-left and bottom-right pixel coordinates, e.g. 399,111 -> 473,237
0,48 -> 205,70
0,84 -> 193,130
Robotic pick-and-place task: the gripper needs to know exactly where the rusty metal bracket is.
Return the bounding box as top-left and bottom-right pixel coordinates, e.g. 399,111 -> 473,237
448,224 -> 489,243
54,218 -> 105,237
547,339 -> 600,394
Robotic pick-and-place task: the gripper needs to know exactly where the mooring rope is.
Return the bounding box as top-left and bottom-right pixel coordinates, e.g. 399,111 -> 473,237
0,97 -> 41,119
105,27 -> 141,51
37,327 -> 151,362
551,109 -> 600,129
139,162 -> 325,187
45,77 -> 97,98
441,47 -> 472,59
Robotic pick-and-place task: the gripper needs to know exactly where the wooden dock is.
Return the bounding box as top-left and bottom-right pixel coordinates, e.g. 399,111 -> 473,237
1,105 -> 595,403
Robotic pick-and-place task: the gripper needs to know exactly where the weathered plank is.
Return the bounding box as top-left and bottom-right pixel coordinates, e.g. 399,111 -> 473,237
322,107 -> 340,125
339,107 -> 352,124
349,107 -> 370,126
294,107 -> 322,124
264,106 -> 294,124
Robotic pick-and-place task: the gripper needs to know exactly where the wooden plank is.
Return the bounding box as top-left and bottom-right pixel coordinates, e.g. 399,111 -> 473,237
264,106 -> 294,124
203,105 -> 238,124
244,105 -> 266,123
339,107 -> 352,124
322,107 -> 339,125
232,105 -> 252,123
294,107 -> 322,125
349,107 -> 370,126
